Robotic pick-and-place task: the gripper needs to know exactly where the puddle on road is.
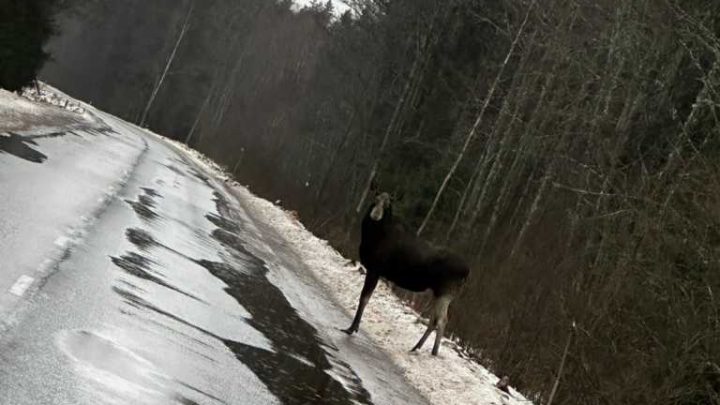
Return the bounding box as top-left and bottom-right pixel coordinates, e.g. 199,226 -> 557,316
205,194 -> 373,405
124,227 -> 199,262
125,228 -> 156,250
195,259 -> 328,360
205,213 -> 240,234
163,163 -> 188,178
166,155 -> 210,186
111,252 -> 202,302
141,187 -> 162,198
108,169 -> 374,404
194,258 -> 373,404
125,188 -> 160,221
113,228 -> 269,347
225,341 -> 367,405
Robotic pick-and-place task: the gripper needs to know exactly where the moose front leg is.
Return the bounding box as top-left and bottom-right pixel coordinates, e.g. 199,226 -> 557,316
342,273 -> 379,334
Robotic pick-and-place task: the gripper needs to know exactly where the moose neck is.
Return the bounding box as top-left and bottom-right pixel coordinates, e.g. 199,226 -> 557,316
361,205 -> 392,244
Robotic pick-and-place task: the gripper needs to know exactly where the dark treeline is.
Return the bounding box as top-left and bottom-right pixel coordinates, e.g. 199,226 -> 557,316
42,0 -> 720,403
0,0 -> 59,91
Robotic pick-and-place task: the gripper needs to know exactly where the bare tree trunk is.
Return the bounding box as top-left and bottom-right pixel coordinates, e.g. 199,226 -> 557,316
449,86 -> 508,236
232,148 -> 245,174
657,58 -> 719,216
139,0 -> 194,127
416,0 -> 535,236
185,84 -> 214,145
459,87 -> 509,224
475,97 -> 528,253
477,59 -> 561,252
547,322 -> 576,405
315,110 -> 357,204
465,34 -> 537,231
510,80 -> 589,257
210,45 -> 249,131
355,26 -> 432,213
448,31 -> 560,242
445,153 -> 483,241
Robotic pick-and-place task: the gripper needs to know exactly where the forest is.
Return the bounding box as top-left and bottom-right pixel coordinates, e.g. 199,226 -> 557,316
12,0 -> 720,403
0,0 -> 58,90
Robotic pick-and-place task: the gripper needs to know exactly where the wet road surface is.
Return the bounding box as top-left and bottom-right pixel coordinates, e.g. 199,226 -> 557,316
0,114 -> 429,404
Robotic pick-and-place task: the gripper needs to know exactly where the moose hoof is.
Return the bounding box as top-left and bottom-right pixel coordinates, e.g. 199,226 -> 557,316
340,327 -> 357,335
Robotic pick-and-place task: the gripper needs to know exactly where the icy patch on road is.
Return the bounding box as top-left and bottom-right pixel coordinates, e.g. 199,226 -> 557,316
159,139 -> 533,405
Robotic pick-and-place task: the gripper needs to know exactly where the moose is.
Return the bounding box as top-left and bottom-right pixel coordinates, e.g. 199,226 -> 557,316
342,192 -> 469,355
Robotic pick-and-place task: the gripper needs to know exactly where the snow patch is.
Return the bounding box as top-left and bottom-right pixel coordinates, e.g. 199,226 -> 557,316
9,275 -> 35,297
292,0 -> 351,16
0,82 -> 101,134
21,84 -> 87,115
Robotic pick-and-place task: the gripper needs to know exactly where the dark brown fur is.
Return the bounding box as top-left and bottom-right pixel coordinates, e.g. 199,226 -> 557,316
342,193 -> 469,355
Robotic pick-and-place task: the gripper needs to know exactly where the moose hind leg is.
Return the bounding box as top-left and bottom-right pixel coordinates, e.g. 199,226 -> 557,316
411,313 -> 437,352
431,295 -> 452,356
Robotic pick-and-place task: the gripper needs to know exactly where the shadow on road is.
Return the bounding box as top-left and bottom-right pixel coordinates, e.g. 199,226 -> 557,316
0,133 -> 49,163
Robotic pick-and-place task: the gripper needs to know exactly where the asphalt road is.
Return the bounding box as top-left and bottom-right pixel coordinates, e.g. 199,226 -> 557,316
0,112 -> 428,405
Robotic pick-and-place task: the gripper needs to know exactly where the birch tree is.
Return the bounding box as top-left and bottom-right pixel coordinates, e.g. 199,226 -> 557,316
417,0 -> 536,235
139,0 -> 194,127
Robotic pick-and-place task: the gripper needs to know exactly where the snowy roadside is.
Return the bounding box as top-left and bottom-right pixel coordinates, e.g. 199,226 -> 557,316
161,137 -> 533,405
21,83 -> 87,115
0,82 -> 103,135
